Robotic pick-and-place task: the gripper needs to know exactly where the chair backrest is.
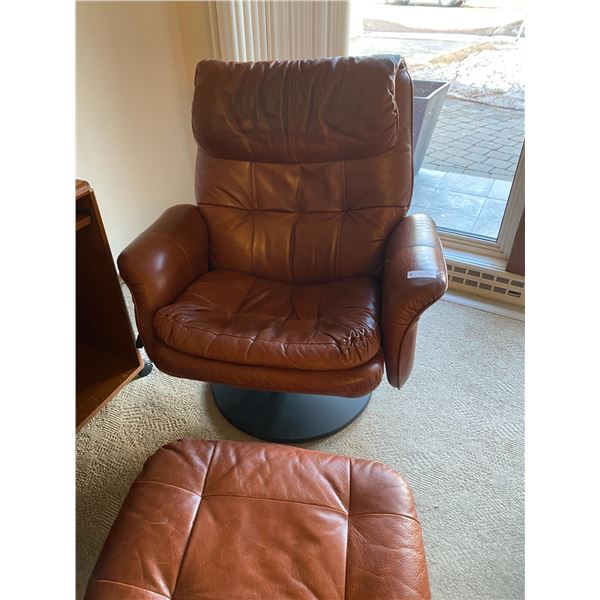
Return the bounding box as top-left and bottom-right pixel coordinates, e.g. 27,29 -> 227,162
192,55 -> 413,285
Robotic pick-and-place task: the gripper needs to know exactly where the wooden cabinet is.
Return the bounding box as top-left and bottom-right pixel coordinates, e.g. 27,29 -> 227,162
76,179 -> 144,429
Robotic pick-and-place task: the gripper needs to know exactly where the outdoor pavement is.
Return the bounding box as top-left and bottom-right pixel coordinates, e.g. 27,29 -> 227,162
408,167 -> 512,239
349,32 -> 474,63
422,98 -> 523,181
348,2 -> 525,236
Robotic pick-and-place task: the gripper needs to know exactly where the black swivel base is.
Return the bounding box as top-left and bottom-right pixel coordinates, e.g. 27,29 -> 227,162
212,383 -> 371,443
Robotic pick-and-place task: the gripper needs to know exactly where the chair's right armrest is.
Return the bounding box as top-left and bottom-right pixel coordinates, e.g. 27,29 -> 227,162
382,214 -> 448,389
117,204 -> 209,317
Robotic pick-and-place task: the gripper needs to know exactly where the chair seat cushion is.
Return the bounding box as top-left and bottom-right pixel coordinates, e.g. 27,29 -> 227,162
154,269 -> 381,370
85,439 -> 431,600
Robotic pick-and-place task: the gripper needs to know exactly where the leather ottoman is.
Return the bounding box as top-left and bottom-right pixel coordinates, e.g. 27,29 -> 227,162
85,440 -> 431,600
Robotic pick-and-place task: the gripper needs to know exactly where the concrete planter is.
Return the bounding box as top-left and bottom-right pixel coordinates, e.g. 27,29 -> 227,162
413,80 -> 450,174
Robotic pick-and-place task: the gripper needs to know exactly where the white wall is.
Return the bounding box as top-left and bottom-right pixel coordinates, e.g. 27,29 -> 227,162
177,1 -> 215,94
77,1 -> 210,257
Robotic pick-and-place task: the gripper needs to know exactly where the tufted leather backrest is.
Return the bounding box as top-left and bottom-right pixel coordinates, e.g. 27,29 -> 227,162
192,55 -> 413,284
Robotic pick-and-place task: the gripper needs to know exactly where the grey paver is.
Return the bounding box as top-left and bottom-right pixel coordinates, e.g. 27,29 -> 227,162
454,135 -> 483,146
448,140 -> 472,151
422,99 -> 524,181
487,149 -> 515,161
489,170 -> 513,180
445,146 -> 471,159
413,168 -> 513,238
464,152 -> 487,163
478,198 -> 508,221
483,157 -> 512,169
478,140 -> 503,150
475,134 -> 498,143
445,156 -> 475,169
497,131 -> 518,141
472,218 -> 502,239
414,168 -> 446,187
438,171 -> 494,196
466,163 -> 495,173
412,184 -> 438,205
429,150 -> 452,161
489,179 -> 513,199
421,208 -> 477,232
425,189 -> 485,219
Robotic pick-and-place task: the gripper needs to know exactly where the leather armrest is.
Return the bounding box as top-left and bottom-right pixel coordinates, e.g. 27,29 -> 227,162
117,204 -> 209,346
382,214 -> 448,389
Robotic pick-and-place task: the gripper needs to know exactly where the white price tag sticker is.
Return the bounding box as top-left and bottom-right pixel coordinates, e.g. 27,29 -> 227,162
407,270 -> 438,279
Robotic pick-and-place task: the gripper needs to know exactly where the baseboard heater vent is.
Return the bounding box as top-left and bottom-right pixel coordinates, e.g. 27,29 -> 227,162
446,261 -> 525,306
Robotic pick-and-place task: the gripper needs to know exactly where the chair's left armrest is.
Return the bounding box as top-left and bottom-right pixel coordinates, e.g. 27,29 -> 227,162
382,214 -> 448,389
117,204 -> 209,340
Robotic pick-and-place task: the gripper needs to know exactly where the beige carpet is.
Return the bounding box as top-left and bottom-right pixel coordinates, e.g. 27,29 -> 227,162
76,292 -> 524,600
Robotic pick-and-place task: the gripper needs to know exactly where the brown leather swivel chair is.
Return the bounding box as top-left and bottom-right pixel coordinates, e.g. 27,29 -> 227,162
118,55 -> 447,442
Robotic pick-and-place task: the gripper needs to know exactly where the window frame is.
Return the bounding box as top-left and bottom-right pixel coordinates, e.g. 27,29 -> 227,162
437,144 -> 525,265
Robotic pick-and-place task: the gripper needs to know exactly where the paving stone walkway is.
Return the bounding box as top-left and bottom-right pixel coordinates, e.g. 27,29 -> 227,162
422,99 -> 524,181
409,168 -> 512,240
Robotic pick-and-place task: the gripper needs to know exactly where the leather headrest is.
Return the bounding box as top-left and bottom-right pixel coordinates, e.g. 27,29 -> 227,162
192,55 -> 404,164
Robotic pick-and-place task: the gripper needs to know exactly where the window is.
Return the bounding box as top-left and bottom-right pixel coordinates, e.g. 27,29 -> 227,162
349,0 -> 525,253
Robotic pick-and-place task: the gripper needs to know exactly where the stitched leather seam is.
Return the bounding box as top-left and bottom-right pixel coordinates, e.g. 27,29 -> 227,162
171,441 -> 217,596
160,314 -> 380,347
196,151 -> 408,166
397,240 -> 439,251
180,271 -> 379,289
407,69 -> 415,199
316,284 -> 325,321
395,291 -> 445,387
182,268 -> 374,286
250,162 -> 255,273
350,512 -> 421,524
335,161 -> 347,281
235,276 -> 258,314
202,493 -> 348,515
289,170 -> 301,282
289,286 -> 301,321
91,579 -> 171,599
193,128 -> 411,165
289,212 -> 300,282
133,480 -> 201,497
202,329 -> 220,358
343,457 -> 352,600
154,335 -> 382,395
198,203 -> 409,213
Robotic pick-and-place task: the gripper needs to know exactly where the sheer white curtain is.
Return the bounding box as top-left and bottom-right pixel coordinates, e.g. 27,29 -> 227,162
208,1 -> 350,61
